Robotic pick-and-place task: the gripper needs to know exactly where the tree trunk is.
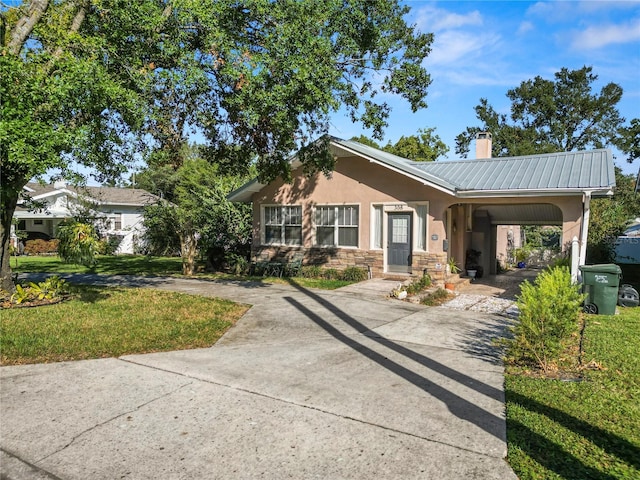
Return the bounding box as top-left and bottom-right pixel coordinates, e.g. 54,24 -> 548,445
6,0 -> 50,55
0,191 -> 19,293
180,231 -> 198,276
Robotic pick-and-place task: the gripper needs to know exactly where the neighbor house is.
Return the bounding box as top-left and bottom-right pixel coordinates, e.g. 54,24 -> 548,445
12,181 -> 157,254
229,134 -> 615,281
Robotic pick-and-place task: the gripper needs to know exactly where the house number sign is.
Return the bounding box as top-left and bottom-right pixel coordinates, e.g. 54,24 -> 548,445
394,204 -> 404,210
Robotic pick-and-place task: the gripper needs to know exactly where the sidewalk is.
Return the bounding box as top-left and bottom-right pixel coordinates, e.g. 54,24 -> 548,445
2,275 -> 518,479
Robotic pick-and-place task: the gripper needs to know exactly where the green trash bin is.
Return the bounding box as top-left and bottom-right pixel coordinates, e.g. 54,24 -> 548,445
579,264 -> 622,315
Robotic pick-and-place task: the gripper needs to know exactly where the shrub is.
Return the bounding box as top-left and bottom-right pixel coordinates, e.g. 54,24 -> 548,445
421,288 -> 453,306
405,273 -> 431,295
301,265 -> 322,279
507,266 -> 584,373
322,268 -> 340,280
56,221 -> 101,267
340,266 -> 368,282
24,239 -> 59,255
225,253 -> 249,275
9,276 -> 69,305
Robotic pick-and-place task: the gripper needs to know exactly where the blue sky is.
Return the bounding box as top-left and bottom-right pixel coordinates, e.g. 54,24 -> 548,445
328,0 -> 640,175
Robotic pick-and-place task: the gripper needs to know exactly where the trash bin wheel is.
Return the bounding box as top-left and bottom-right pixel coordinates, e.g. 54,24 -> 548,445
584,303 -> 598,314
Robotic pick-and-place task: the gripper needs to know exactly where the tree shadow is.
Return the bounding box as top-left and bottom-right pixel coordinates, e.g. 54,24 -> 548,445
283,279 -> 506,441
454,315 -> 514,366
507,389 -> 640,475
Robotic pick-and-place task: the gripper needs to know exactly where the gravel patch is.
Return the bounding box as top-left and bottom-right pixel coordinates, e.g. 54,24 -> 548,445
440,293 -> 520,317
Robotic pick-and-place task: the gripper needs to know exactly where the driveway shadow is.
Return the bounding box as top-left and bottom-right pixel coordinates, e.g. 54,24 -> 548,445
284,280 -> 507,442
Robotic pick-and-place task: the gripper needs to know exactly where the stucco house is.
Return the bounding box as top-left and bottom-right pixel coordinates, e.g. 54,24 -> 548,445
12,181 -> 157,254
229,134 -> 616,282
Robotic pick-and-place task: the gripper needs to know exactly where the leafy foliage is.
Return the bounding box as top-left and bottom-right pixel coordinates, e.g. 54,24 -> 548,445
6,276 -> 69,306
507,267 -> 585,373
350,127 -> 449,162
23,239 -> 59,255
137,159 -> 253,275
456,67 -> 624,158
56,221 -> 101,267
588,168 -> 640,263
614,118 -> 640,164
1,0 -> 434,291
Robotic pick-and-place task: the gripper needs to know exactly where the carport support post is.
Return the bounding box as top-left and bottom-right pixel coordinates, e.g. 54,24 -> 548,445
579,192 -> 591,269
571,236 -> 579,283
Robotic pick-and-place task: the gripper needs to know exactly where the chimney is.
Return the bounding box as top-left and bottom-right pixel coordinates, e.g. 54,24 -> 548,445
475,132 -> 492,159
53,179 -> 67,189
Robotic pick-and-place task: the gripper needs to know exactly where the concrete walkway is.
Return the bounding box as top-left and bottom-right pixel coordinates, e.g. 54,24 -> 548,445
1,275 -> 517,479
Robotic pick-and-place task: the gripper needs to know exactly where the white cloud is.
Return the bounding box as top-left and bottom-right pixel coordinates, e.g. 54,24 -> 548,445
426,30 -> 501,66
517,21 -> 534,35
413,5 -> 483,32
570,18 -> 640,49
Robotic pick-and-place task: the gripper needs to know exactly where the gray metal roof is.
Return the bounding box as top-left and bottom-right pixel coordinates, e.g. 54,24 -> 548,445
228,137 -> 616,202
407,149 -> 615,195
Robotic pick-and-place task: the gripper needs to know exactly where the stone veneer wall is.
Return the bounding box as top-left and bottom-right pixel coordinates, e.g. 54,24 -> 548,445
253,246 -> 448,281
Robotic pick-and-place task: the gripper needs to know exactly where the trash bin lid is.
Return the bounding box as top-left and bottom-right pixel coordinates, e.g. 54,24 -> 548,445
579,263 -> 622,274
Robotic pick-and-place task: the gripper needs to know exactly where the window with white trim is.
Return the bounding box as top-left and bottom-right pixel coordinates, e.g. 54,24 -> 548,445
315,205 -> 358,247
415,204 -> 428,250
264,205 -> 302,245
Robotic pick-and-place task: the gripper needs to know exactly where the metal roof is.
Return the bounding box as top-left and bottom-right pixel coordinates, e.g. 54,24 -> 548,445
407,149 -> 615,195
228,137 -> 616,202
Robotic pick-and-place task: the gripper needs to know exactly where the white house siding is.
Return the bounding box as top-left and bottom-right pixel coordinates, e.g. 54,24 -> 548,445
13,184 -> 155,255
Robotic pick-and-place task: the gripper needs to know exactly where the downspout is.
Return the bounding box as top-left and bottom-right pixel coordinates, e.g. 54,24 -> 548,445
579,192 -> 591,272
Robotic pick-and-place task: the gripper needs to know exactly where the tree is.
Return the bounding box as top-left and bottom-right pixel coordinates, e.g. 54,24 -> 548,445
1,0 -> 433,289
137,159 -> 252,275
384,127 -> 448,161
351,127 -> 448,161
455,66 -> 624,158
614,118 -> 640,164
0,0 -> 155,291
56,220 -> 101,267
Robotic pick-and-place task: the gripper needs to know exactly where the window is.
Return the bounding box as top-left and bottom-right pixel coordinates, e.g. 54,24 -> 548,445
372,206 -> 383,249
33,219 -> 43,225
110,213 -> 122,230
315,205 -> 358,247
264,205 -> 302,245
415,204 -> 428,250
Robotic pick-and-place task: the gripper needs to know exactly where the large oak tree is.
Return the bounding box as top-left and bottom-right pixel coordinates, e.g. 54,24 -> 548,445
1,0 -> 433,290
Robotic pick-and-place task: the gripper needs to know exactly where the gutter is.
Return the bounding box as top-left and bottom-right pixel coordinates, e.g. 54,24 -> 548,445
455,188 -> 614,198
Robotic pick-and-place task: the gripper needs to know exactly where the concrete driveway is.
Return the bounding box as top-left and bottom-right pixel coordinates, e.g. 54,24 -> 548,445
1,276 -> 517,479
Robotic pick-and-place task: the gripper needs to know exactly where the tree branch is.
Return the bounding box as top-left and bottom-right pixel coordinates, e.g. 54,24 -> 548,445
6,0 -> 49,55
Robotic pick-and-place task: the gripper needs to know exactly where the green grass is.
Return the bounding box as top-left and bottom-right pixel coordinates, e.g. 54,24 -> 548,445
505,307 -> 640,479
10,255 -> 358,290
0,286 -> 248,365
11,254 -> 184,276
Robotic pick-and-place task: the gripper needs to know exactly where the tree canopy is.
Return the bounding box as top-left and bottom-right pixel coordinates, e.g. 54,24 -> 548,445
350,127 -> 448,162
0,0 -> 434,289
455,66 -> 626,158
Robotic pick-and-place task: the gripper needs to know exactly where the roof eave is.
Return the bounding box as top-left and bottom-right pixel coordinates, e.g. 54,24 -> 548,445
455,188 -> 615,198
227,179 -> 265,203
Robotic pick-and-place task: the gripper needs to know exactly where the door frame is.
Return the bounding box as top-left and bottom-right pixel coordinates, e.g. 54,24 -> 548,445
386,211 -> 413,273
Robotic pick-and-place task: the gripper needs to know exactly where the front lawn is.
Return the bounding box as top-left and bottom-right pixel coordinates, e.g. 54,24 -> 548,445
9,255 -> 359,290
0,286 -> 248,365
11,254 -> 184,276
506,307 -> 640,479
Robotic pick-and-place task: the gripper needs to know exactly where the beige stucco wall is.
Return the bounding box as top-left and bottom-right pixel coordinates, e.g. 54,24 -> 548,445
250,155 -> 586,278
